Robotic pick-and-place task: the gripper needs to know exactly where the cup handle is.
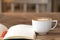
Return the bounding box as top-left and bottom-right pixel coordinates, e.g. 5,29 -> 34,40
50,20 -> 58,30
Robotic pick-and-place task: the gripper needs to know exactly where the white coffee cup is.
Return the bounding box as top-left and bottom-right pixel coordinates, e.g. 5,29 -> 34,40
32,17 -> 58,35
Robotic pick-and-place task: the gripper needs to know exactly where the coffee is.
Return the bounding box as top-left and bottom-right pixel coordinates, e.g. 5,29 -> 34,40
33,17 -> 52,21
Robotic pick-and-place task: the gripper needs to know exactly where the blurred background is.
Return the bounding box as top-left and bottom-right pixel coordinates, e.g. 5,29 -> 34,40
0,0 -> 60,13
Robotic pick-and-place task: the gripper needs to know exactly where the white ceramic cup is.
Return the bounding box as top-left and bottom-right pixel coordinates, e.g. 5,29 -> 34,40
32,17 -> 58,35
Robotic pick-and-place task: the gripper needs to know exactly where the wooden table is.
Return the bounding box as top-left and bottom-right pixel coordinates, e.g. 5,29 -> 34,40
0,12 -> 60,40
36,28 -> 60,40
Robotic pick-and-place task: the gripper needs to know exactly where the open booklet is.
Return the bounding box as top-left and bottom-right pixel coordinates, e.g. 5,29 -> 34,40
4,24 -> 36,40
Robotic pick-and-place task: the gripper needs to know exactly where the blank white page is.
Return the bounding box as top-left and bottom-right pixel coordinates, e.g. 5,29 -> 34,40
4,24 -> 35,39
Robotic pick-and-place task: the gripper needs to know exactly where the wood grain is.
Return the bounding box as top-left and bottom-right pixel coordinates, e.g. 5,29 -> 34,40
0,12 -> 60,28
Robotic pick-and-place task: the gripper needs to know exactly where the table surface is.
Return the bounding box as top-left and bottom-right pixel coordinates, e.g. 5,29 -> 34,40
36,27 -> 60,40
0,12 -> 60,40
